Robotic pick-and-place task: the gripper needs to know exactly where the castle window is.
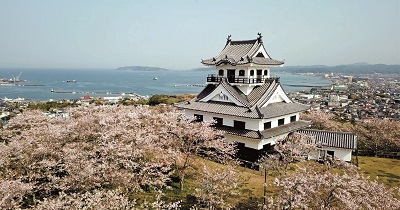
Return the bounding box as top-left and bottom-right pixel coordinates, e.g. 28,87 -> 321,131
257,70 -> 262,75
278,118 -> 285,126
264,70 -> 268,76
194,114 -> 203,122
264,121 -> 271,129
213,117 -> 223,126
290,115 -> 296,122
250,70 -> 254,76
256,52 -> 264,57
327,150 -> 335,157
219,92 -> 228,101
234,120 -> 246,130
218,69 -> 224,76
239,70 -> 245,76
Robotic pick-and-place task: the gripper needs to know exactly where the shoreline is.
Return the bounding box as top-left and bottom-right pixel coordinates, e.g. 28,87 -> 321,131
0,70 -> 331,102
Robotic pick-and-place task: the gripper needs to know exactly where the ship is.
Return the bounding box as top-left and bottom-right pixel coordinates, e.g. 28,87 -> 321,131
0,71 -> 26,85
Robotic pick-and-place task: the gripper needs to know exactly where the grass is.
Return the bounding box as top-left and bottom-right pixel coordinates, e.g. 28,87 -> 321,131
160,156 -> 400,207
224,156 -> 400,204
357,156 -> 400,188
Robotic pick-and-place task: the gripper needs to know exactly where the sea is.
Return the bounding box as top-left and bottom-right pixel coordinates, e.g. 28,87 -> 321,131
0,68 -> 331,101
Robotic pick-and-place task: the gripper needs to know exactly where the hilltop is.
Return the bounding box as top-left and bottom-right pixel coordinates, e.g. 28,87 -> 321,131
189,63 -> 399,74
115,63 -> 399,74
116,66 -> 170,71
278,63 -> 400,75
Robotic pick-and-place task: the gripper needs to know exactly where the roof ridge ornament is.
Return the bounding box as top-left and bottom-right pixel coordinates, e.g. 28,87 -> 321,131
226,34 -> 232,45
246,55 -> 252,62
257,32 -> 263,43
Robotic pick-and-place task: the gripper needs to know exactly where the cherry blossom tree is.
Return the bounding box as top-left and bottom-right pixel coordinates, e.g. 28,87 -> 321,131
193,164 -> 239,209
0,105 -> 235,209
301,110 -> 352,132
266,166 -> 400,209
35,189 -> 181,210
259,132 -> 316,175
166,117 -> 236,190
353,118 -> 400,156
301,110 -> 400,155
259,129 -> 400,209
0,179 -> 33,209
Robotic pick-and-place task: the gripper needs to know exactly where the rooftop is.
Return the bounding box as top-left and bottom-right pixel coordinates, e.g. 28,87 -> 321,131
176,77 -> 309,119
215,120 -> 311,140
176,100 -> 309,119
197,78 -> 281,108
298,129 -> 357,149
201,33 -> 284,66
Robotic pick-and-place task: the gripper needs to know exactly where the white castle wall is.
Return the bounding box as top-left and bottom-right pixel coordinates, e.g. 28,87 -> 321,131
184,110 -> 299,131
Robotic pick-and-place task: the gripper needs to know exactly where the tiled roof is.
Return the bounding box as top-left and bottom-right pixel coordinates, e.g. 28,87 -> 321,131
220,80 -> 249,106
297,129 -> 357,149
247,79 -> 279,108
201,35 -> 284,66
259,102 -> 309,119
196,84 -> 217,101
215,125 -> 262,139
261,120 -> 311,139
176,100 -> 261,118
195,78 -> 285,109
175,100 -> 309,119
215,120 -> 311,140
251,57 -> 284,65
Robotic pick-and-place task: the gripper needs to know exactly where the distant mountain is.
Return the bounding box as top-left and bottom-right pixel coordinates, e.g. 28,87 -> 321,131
350,62 -> 370,66
116,66 -> 170,71
115,64 -> 399,74
279,63 -> 400,75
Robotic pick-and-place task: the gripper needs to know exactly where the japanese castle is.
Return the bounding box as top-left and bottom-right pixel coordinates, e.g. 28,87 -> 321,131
176,33 -> 356,163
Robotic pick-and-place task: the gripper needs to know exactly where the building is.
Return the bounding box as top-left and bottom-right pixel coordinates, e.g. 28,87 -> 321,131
298,129 -> 357,162
176,34 -> 311,162
176,34 -> 357,163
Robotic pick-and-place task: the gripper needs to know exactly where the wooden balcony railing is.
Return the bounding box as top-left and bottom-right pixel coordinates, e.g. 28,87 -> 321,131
207,74 -> 279,84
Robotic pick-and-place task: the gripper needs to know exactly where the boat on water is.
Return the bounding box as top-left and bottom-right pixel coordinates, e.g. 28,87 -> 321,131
0,71 -> 26,85
153,77 -> 158,80
66,80 -> 77,83
0,81 -> 15,86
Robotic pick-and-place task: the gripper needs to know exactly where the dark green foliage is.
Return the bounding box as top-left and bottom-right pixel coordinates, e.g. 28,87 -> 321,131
149,94 -> 195,106
27,100 -> 78,111
117,98 -> 149,106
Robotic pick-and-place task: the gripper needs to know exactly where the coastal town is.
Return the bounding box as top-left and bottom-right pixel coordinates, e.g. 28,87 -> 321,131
289,72 -> 400,122
1,1 -> 400,208
1,71 -> 399,125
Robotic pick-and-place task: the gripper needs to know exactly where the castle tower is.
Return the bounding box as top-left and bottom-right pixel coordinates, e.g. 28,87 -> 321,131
202,33 -> 283,95
176,34 -> 311,162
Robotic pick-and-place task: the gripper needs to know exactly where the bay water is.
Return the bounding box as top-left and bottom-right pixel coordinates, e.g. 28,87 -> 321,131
0,68 -> 331,101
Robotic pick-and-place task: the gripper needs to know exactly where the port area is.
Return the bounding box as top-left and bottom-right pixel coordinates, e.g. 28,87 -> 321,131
51,89 -> 136,95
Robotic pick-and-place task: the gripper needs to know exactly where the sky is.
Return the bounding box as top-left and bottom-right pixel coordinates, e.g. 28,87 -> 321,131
0,0 -> 399,70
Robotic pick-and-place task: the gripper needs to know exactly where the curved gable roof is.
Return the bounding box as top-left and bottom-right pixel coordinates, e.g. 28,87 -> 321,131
196,84 -> 217,101
196,78 -> 291,109
247,79 -> 279,108
201,34 -> 284,66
